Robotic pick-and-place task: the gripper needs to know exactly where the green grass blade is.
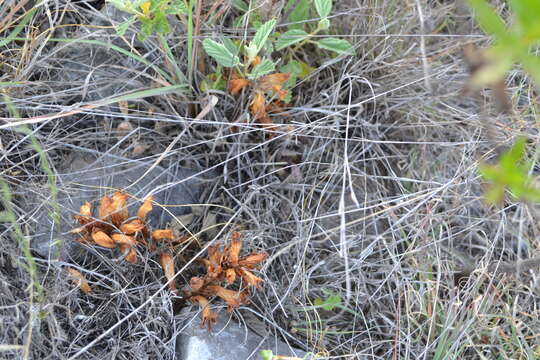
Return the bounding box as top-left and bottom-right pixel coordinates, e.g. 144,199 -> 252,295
0,8 -> 37,47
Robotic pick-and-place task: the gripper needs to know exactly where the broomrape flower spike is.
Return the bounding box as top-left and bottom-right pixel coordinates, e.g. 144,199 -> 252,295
184,231 -> 267,329
160,252 -> 178,293
68,196 -> 267,333
70,191 -> 178,266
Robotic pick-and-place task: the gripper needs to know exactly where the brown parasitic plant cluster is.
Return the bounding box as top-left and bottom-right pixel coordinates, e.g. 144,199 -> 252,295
182,231 -> 268,329
67,192 -> 267,330
228,56 -> 290,131
70,191 -> 182,264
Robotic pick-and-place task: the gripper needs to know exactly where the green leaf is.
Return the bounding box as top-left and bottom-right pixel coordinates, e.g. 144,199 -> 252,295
244,42 -> 258,62
154,13 -> 170,34
508,0 -> 540,40
314,292 -> 341,311
248,59 -> 276,79
467,0 -> 510,42
281,60 -> 313,81
322,294 -> 341,310
223,37 -> 240,56
259,350 -> 274,360
317,18 -> 330,30
107,0 -> 133,13
280,60 -> 314,101
282,60 -> 302,78
478,138 -> 540,204
116,16 -> 136,36
500,138 -> 526,170
202,39 -> 240,67
298,61 -> 315,78
131,0 -> 147,10
275,29 -> 309,50
232,0 -> 248,12
521,54 -> 540,87
286,0 -> 310,30
166,0 -> 188,15
314,0 -> 332,18
139,18 -> 155,40
251,19 -> 276,55
316,37 -> 354,55
280,61 -> 300,101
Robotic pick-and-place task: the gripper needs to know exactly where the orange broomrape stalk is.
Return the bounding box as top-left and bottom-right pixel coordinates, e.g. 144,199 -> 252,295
185,231 -> 267,329
98,195 -> 113,220
229,77 -> 250,95
227,62 -> 290,130
160,252 -> 177,293
137,195 -> 153,219
91,230 -> 116,248
120,219 -> 145,234
189,295 -> 218,330
69,194 -> 267,333
110,192 -> 129,226
152,229 -> 175,241
70,192 -> 176,267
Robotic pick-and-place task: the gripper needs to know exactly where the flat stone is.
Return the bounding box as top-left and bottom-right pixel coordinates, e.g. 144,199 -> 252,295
22,152 -> 202,260
176,307 -> 306,360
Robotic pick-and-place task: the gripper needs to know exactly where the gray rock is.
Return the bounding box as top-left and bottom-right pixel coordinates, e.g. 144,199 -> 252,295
22,152 -> 202,260
176,308 -> 307,360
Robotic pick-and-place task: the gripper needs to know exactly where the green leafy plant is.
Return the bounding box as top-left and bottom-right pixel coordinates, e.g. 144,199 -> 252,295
203,19 -> 293,128
479,138 -> 540,204
286,290 -> 361,339
276,0 -> 354,55
203,19 -> 276,74
259,349 -> 313,360
467,0 -> 540,89
107,0 -> 188,40
202,0 -> 353,128
467,1 -> 540,204
313,290 -> 342,310
260,350 -> 274,360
